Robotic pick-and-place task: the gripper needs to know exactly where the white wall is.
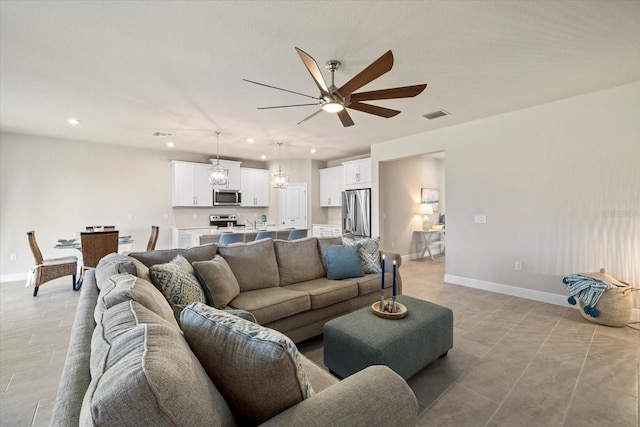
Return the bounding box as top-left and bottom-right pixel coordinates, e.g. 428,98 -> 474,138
372,81 -> 640,309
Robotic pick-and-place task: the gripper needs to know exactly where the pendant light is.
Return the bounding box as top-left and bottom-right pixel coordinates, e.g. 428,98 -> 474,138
271,142 -> 289,189
208,131 -> 229,186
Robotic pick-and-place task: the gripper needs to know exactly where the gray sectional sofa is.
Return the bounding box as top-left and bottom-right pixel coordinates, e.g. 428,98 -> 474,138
51,237 -> 417,426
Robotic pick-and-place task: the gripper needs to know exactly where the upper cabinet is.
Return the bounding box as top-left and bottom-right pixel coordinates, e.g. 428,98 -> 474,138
241,168 -> 269,207
171,161 -> 213,207
319,166 -> 343,207
212,159 -> 242,191
342,158 -> 371,189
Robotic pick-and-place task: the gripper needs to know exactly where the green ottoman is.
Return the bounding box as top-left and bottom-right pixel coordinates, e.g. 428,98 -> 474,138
323,295 -> 453,380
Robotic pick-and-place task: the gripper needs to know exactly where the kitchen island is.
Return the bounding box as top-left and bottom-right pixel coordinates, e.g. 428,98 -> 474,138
171,226 -> 307,248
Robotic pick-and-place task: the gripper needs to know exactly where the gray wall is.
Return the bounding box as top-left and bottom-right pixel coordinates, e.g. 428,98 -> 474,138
372,81 -> 639,309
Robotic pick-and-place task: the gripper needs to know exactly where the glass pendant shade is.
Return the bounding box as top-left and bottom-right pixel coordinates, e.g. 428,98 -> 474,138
209,131 -> 229,186
272,142 -> 289,189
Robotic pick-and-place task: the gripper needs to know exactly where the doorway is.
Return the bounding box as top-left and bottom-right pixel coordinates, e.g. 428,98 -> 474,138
279,183 -> 307,227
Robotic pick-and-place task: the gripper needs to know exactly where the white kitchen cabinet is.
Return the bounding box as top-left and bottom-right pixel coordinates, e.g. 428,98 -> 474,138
241,168 -> 269,207
319,166 -> 343,207
312,224 -> 343,238
212,159 -> 242,191
342,158 -> 371,189
171,161 -> 213,207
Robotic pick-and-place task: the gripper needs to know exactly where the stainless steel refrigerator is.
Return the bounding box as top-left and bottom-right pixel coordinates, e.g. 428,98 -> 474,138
342,189 -> 371,238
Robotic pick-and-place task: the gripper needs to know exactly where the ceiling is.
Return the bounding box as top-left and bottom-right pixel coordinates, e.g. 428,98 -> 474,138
1,1 -> 639,162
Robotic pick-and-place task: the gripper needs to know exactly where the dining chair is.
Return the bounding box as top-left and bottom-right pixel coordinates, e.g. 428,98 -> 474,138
78,230 -> 119,287
287,229 -> 308,240
146,225 -> 159,251
255,231 -> 276,241
27,231 -> 78,296
218,233 -> 245,245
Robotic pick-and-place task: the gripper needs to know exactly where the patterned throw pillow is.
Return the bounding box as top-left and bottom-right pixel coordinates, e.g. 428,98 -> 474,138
181,303 -> 314,425
149,255 -> 206,307
342,237 -> 382,273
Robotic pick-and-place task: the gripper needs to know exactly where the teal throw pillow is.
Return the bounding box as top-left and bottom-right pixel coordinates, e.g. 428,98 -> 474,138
324,244 -> 364,280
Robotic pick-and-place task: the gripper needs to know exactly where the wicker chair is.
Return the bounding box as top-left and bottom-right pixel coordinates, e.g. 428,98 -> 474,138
147,225 -> 159,251
255,231 -> 277,240
218,233 -> 245,245
288,229 -> 308,240
27,231 -> 78,296
78,230 -> 119,287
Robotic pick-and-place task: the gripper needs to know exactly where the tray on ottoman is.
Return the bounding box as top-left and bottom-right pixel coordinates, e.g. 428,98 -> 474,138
323,295 -> 453,380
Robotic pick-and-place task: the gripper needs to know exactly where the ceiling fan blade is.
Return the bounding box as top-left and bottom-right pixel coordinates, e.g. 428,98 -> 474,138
338,50 -> 394,97
258,102 -> 321,110
295,47 -> 329,94
349,84 -> 427,102
297,109 -> 324,125
337,109 -> 355,127
347,101 -> 400,118
243,79 -> 319,100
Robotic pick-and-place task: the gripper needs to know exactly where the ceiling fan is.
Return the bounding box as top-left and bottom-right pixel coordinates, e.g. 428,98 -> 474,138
243,48 -> 427,127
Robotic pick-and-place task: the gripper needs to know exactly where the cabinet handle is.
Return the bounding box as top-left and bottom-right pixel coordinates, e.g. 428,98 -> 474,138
355,173 -> 360,182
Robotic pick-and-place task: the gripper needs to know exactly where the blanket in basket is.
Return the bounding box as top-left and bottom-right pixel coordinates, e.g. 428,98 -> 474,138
562,274 -> 616,318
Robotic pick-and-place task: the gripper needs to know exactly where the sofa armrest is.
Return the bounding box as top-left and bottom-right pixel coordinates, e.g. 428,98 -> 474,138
260,365 -> 417,427
381,251 -> 402,268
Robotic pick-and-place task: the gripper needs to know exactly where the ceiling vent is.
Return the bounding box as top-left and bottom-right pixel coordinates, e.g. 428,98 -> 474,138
152,131 -> 173,138
422,110 -> 450,120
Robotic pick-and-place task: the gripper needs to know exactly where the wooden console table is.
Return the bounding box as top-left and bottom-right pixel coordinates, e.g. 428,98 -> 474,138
414,229 -> 445,261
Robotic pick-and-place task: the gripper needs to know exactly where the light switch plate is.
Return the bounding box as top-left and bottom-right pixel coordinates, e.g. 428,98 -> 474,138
474,215 -> 487,224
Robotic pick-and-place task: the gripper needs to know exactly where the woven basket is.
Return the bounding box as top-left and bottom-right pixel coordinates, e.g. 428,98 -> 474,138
577,268 -> 635,327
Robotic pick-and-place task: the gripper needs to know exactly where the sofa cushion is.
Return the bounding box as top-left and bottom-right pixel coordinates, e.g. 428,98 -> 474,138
274,238 -> 325,286
284,278 -> 359,309
180,303 -> 314,425
229,287 -> 310,324
94,253 -> 137,290
218,239 -> 280,291
129,244 -> 218,268
125,255 -> 152,282
82,300 -> 234,426
148,255 -> 207,307
324,244 -> 364,280
94,273 -> 178,328
317,237 -> 342,273
192,255 -> 240,309
342,236 -> 382,274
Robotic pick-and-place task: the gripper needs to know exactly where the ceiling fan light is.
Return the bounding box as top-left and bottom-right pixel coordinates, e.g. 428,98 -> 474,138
322,102 -> 344,113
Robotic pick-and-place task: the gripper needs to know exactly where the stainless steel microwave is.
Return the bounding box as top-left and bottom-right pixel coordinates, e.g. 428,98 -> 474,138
213,189 -> 241,206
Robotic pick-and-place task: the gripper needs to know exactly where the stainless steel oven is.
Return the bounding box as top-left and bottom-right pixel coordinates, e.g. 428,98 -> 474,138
213,189 -> 241,206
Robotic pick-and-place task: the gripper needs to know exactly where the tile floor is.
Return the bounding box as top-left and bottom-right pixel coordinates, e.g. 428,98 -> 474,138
1,258 -> 638,426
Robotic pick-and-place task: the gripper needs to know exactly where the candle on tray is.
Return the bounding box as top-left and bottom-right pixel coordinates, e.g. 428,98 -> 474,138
392,260 -> 397,297
381,254 -> 385,291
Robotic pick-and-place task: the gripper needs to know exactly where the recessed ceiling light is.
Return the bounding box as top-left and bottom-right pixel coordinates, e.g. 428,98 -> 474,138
261,155 -> 266,160
167,142 -> 174,148
310,149 -> 316,154
247,138 -> 254,143
67,118 -> 80,125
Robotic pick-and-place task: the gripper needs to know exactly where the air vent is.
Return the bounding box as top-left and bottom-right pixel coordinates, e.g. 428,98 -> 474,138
152,131 -> 173,138
422,110 -> 450,120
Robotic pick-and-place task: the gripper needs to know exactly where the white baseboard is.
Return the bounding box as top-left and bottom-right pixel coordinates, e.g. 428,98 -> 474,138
0,272 -> 27,284
444,274 -> 640,323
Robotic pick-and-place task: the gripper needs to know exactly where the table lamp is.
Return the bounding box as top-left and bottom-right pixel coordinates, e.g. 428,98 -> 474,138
419,203 -> 433,230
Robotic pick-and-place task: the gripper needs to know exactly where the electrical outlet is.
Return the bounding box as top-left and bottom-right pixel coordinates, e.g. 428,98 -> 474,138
127,213 -> 133,220
391,241 -> 395,248
474,215 -> 487,224
10,253 -> 17,261
192,213 -> 197,219
163,213 -> 169,220
515,261 -> 523,271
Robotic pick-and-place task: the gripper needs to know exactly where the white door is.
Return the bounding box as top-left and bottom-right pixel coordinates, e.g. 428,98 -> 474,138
279,184 -> 307,227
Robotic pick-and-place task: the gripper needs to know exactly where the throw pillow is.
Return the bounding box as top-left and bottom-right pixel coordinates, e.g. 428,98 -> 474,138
180,303 -> 314,425
342,236 -> 382,274
324,244 -> 364,280
148,255 -> 206,307
192,255 -> 240,309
